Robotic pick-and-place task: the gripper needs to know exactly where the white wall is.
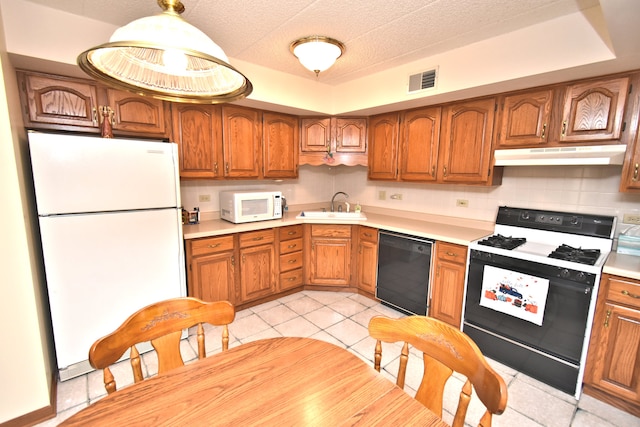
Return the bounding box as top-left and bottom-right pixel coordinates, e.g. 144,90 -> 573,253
181,164 -> 640,237
0,4 -> 53,423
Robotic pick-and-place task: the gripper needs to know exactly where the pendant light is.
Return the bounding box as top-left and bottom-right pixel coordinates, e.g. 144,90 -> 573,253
290,36 -> 345,77
77,0 -> 252,104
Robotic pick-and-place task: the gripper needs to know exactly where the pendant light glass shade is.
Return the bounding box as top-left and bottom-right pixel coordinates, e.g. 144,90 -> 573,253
290,36 -> 344,76
77,0 -> 252,104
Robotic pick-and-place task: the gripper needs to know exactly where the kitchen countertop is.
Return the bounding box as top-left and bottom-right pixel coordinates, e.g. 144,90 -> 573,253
183,210 -> 494,246
603,252 -> 640,281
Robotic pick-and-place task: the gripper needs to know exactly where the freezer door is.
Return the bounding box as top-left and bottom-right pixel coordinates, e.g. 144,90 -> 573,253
39,208 -> 186,370
28,132 -> 180,215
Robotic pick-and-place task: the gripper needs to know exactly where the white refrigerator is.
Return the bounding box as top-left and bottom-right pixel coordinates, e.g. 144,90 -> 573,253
28,131 -> 186,380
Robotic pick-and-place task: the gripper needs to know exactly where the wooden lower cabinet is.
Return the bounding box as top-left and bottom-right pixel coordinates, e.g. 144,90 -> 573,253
356,226 -> 378,295
278,225 -> 304,292
306,224 -> 352,287
584,273 -> 640,417
186,235 -> 236,304
238,229 -> 276,304
429,241 -> 467,328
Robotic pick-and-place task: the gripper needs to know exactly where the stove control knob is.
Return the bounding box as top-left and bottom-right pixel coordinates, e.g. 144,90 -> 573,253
576,272 -> 586,282
560,269 -> 571,279
570,216 -> 579,225
521,212 -> 530,220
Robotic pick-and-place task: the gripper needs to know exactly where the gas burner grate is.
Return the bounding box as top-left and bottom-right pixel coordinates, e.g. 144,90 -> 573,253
548,244 -> 601,265
477,234 -> 527,250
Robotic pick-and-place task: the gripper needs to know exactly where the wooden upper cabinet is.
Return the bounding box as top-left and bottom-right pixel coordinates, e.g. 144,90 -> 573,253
299,117 -> 367,166
439,98 -> 500,185
171,104 -> 223,179
105,89 -> 168,136
262,112 -> 299,178
400,107 -> 441,182
496,89 -> 553,147
18,70 -> 100,130
334,118 -> 367,153
368,112 -> 400,180
560,77 -> 629,143
222,105 -> 262,178
17,70 -> 170,138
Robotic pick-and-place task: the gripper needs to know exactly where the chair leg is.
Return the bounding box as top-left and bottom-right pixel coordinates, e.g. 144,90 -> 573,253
374,340 -> 382,371
397,342 -> 409,389
222,324 -> 229,351
103,367 -> 116,395
197,323 -> 205,359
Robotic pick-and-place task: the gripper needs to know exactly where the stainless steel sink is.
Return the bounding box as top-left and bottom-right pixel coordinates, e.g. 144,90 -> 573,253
295,211 -> 367,222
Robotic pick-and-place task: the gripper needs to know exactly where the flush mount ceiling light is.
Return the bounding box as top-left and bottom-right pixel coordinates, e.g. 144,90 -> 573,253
77,0 -> 252,104
290,36 -> 345,77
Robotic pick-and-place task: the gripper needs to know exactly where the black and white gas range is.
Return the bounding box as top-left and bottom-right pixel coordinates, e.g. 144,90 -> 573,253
463,206 -> 616,398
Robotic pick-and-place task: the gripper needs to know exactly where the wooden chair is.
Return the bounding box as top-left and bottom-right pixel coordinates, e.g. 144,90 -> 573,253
89,297 -> 235,394
368,315 -> 508,427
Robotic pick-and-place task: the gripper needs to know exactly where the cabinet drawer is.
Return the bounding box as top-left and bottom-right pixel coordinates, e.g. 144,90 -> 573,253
239,229 -> 275,248
279,225 -> 303,241
358,226 -> 378,243
280,251 -> 303,272
280,268 -> 303,290
190,235 -> 234,257
607,277 -> 640,308
436,241 -> 467,265
280,238 -> 302,255
311,224 -> 352,238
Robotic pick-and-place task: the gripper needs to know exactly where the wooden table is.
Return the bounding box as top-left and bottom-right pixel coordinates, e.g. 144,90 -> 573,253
61,337 -> 448,426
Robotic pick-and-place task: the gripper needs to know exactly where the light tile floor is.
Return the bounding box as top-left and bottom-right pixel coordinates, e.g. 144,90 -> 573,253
38,291 -> 639,427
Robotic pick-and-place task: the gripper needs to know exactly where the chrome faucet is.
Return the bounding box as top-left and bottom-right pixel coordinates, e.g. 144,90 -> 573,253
330,191 -> 349,212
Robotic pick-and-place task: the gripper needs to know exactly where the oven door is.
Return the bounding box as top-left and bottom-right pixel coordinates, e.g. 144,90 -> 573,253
463,249 -> 596,395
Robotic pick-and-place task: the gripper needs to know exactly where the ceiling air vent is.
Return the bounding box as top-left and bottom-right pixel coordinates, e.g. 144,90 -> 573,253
408,68 -> 437,93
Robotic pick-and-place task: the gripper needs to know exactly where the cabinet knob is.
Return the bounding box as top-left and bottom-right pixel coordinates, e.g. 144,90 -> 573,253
92,107 -> 98,125
443,166 -> 447,177
431,166 -> 436,177
541,123 -> 547,139
253,236 -> 264,241
214,162 -> 219,175
561,120 -> 567,137
604,309 -> 611,327
446,251 -> 457,257
225,162 -> 229,174
288,244 -> 297,249
288,259 -> 297,264
207,243 -> 220,248
633,163 -> 639,182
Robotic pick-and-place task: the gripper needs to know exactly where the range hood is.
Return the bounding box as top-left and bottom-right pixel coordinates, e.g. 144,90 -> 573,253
494,144 -> 627,166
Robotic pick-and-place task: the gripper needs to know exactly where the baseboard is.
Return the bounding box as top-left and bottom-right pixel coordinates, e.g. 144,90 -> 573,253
0,371 -> 57,427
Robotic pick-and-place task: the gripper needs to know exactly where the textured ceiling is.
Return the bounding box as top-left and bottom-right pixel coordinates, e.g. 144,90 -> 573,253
24,0 -> 600,85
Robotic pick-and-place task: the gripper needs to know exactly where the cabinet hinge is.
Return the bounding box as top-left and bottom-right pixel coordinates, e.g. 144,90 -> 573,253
622,121 -> 627,132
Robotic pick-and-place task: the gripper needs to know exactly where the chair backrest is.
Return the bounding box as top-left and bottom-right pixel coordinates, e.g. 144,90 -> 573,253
368,315 -> 508,427
89,297 -> 235,394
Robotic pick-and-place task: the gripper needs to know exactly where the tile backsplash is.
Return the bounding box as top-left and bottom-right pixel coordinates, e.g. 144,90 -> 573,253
180,164 -> 640,236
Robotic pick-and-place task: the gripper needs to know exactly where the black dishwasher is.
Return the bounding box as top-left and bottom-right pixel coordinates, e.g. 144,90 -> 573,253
376,231 -> 434,315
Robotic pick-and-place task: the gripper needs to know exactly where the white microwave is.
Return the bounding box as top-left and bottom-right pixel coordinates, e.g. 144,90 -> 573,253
219,190 -> 282,223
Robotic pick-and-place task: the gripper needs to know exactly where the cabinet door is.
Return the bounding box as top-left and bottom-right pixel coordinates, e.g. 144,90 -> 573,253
560,77 -> 629,142
334,118 -> 367,153
430,242 -> 467,328
18,71 -> 100,130
589,302 -> 640,402
222,106 -> 262,178
439,98 -> 496,184
497,89 -> 553,147
309,237 -> 351,286
239,244 -> 276,303
400,107 -> 441,182
263,112 -> 298,178
357,244 -> 377,295
106,89 -> 169,136
190,252 -> 235,303
300,117 -> 331,153
368,112 -> 400,180
171,104 -> 223,179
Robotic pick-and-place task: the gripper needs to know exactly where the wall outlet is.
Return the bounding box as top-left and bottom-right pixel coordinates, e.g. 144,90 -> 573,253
378,190 -> 386,200
198,194 -> 211,202
623,213 -> 640,224
390,193 -> 403,200
456,199 -> 469,207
